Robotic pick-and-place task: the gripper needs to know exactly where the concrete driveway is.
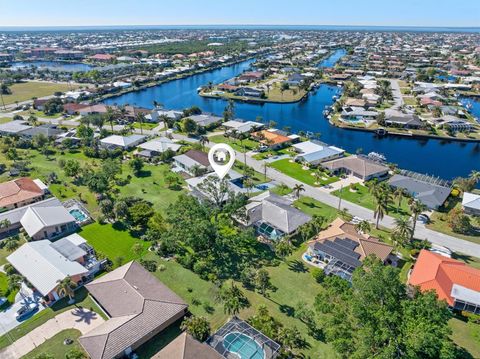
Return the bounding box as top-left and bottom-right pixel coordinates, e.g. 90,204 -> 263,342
0,285 -> 44,336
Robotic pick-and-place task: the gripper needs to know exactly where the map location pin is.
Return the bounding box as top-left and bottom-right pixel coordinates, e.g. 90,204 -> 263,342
208,143 -> 236,179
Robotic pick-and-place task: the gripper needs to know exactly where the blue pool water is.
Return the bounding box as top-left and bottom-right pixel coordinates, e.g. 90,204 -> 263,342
70,209 -> 87,222
224,333 -> 264,359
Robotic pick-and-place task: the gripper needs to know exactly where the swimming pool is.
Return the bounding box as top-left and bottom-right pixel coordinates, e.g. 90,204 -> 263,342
70,209 -> 87,222
224,332 -> 265,359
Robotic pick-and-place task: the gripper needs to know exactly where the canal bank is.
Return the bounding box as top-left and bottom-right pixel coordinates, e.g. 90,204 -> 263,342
103,50 -> 480,180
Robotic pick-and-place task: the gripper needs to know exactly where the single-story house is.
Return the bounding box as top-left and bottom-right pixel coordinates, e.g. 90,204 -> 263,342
388,174 -> 450,210
100,134 -> 146,150
340,107 -> 378,121
408,250 -> 480,314
152,332 -> 222,359
20,205 -> 77,240
33,99 -> 49,111
223,120 -> 264,134
251,129 -> 293,150
149,109 -> 183,123
63,103 -> 90,115
293,140 -> 345,165
187,114 -> 223,127
285,73 -> 305,86
321,155 -> 389,181
384,110 -> 424,129
19,124 -> 65,139
462,192 -> 480,216
307,218 -> 394,281
235,87 -> 264,98
173,149 -> 211,175
79,261 -> 188,359
136,137 -> 182,159
238,191 -> 311,241
7,234 -> 100,303
0,121 -> 32,135
0,177 -> 47,211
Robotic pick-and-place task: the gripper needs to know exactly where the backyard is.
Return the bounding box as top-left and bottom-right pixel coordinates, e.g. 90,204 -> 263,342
209,134 -> 259,153
269,158 -> 339,187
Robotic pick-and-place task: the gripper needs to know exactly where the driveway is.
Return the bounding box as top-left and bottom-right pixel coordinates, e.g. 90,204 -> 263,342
0,306 -> 104,359
0,284 -> 44,336
388,79 -> 404,110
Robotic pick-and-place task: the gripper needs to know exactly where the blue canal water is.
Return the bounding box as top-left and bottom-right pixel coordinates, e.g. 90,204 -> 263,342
104,51 -> 480,181
318,49 -> 346,67
9,61 -> 93,72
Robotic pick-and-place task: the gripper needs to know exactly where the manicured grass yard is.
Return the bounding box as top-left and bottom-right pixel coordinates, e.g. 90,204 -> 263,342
332,184 -> 411,219
449,317 -> 480,358
79,222 -> 150,264
269,158 -> 339,187
22,329 -> 85,359
0,272 -> 19,307
209,134 -> 259,153
132,121 -> 159,130
1,81 -> 79,105
0,287 -> 105,350
293,196 -> 338,223
142,244 -> 337,358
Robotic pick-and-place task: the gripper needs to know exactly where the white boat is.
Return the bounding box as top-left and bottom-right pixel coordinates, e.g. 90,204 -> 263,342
368,152 -> 387,162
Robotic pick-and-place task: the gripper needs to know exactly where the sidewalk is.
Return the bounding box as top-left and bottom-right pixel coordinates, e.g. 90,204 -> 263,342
0,307 -> 104,359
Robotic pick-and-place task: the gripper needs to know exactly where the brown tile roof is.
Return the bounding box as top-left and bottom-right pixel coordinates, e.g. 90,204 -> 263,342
79,261 -> 188,359
310,218 -> 393,262
322,156 -> 388,179
0,178 -> 43,208
184,150 -> 210,167
152,332 -> 222,359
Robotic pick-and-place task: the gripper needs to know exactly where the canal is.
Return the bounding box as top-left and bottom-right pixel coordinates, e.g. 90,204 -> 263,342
104,51 -> 480,181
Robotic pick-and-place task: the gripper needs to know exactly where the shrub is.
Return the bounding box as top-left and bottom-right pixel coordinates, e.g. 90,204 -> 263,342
65,348 -> 87,359
311,268 -> 325,283
139,259 -> 157,272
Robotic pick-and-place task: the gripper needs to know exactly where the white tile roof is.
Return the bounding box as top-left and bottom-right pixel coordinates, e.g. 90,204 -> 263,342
462,192 -> 480,211
20,206 -> 75,237
7,240 -> 88,296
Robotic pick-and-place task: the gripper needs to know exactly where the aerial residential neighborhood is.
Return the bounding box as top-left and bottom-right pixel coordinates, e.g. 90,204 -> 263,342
0,1 -> 479,359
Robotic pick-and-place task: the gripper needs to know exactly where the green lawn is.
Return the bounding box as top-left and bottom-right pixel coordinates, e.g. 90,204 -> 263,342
132,121 -> 159,130
269,158 -> 339,187
427,201 -> 480,245
0,118 -> 11,124
209,134 -> 259,153
118,162 -> 185,214
1,82 -> 80,105
142,244 -> 337,358
0,287 -> 105,350
79,223 -> 150,265
332,184 -> 411,219
293,196 -> 339,223
22,329 -> 85,359
449,317 -> 480,358
0,272 -> 18,308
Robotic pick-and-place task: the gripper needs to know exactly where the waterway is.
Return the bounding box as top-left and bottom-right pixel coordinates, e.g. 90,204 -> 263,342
104,50 -> 480,180
9,61 -> 93,72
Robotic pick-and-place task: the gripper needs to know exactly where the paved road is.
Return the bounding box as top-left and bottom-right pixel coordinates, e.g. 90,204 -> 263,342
174,132 -> 480,256
388,79 -> 404,110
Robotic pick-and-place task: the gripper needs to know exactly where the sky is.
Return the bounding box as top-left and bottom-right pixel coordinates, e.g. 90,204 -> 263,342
1,0 -> 479,28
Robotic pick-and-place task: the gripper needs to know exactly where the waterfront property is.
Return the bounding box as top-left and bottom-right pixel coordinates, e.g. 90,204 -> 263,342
79,261 -> 188,359
408,250 -> 480,314
388,174 -> 451,210
462,192 -> 480,216
293,140 -> 345,165
321,155 -> 389,181
207,317 -> 281,359
306,218 -> 394,281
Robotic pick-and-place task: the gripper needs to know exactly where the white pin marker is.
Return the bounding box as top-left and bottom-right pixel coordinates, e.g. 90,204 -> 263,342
208,143 -> 236,179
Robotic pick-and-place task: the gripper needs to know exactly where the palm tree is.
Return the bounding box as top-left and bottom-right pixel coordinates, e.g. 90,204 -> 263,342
393,188 -> 406,213
56,276 -> 77,304
8,274 -> 23,294
216,282 -> 248,316
313,169 -> 323,185
293,183 -> 305,199
199,135 -> 209,150
136,112 -> 146,135
262,162 -> 271,181
409,199 -> 427,242
355,220 -> 371,234
105,106 -> 115,132
393,217 -> 413,246
373,190 -> 391,229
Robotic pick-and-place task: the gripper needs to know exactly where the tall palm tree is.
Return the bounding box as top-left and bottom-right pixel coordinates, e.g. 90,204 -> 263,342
393,188 -> 406,213
56,276 -> 77,304
393,216 -> 413,246
136,112 -> 146,135
105,106 -> 115,132
409,199 -> 427,242
373,189 -> 391,229
293,183 -> 305,199
8,274 -> 23,294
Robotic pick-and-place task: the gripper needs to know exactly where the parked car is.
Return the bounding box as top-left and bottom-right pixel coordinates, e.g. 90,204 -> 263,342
417,214 -> 430,224
0,297 -> 7,307
15,302 -> 38,320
